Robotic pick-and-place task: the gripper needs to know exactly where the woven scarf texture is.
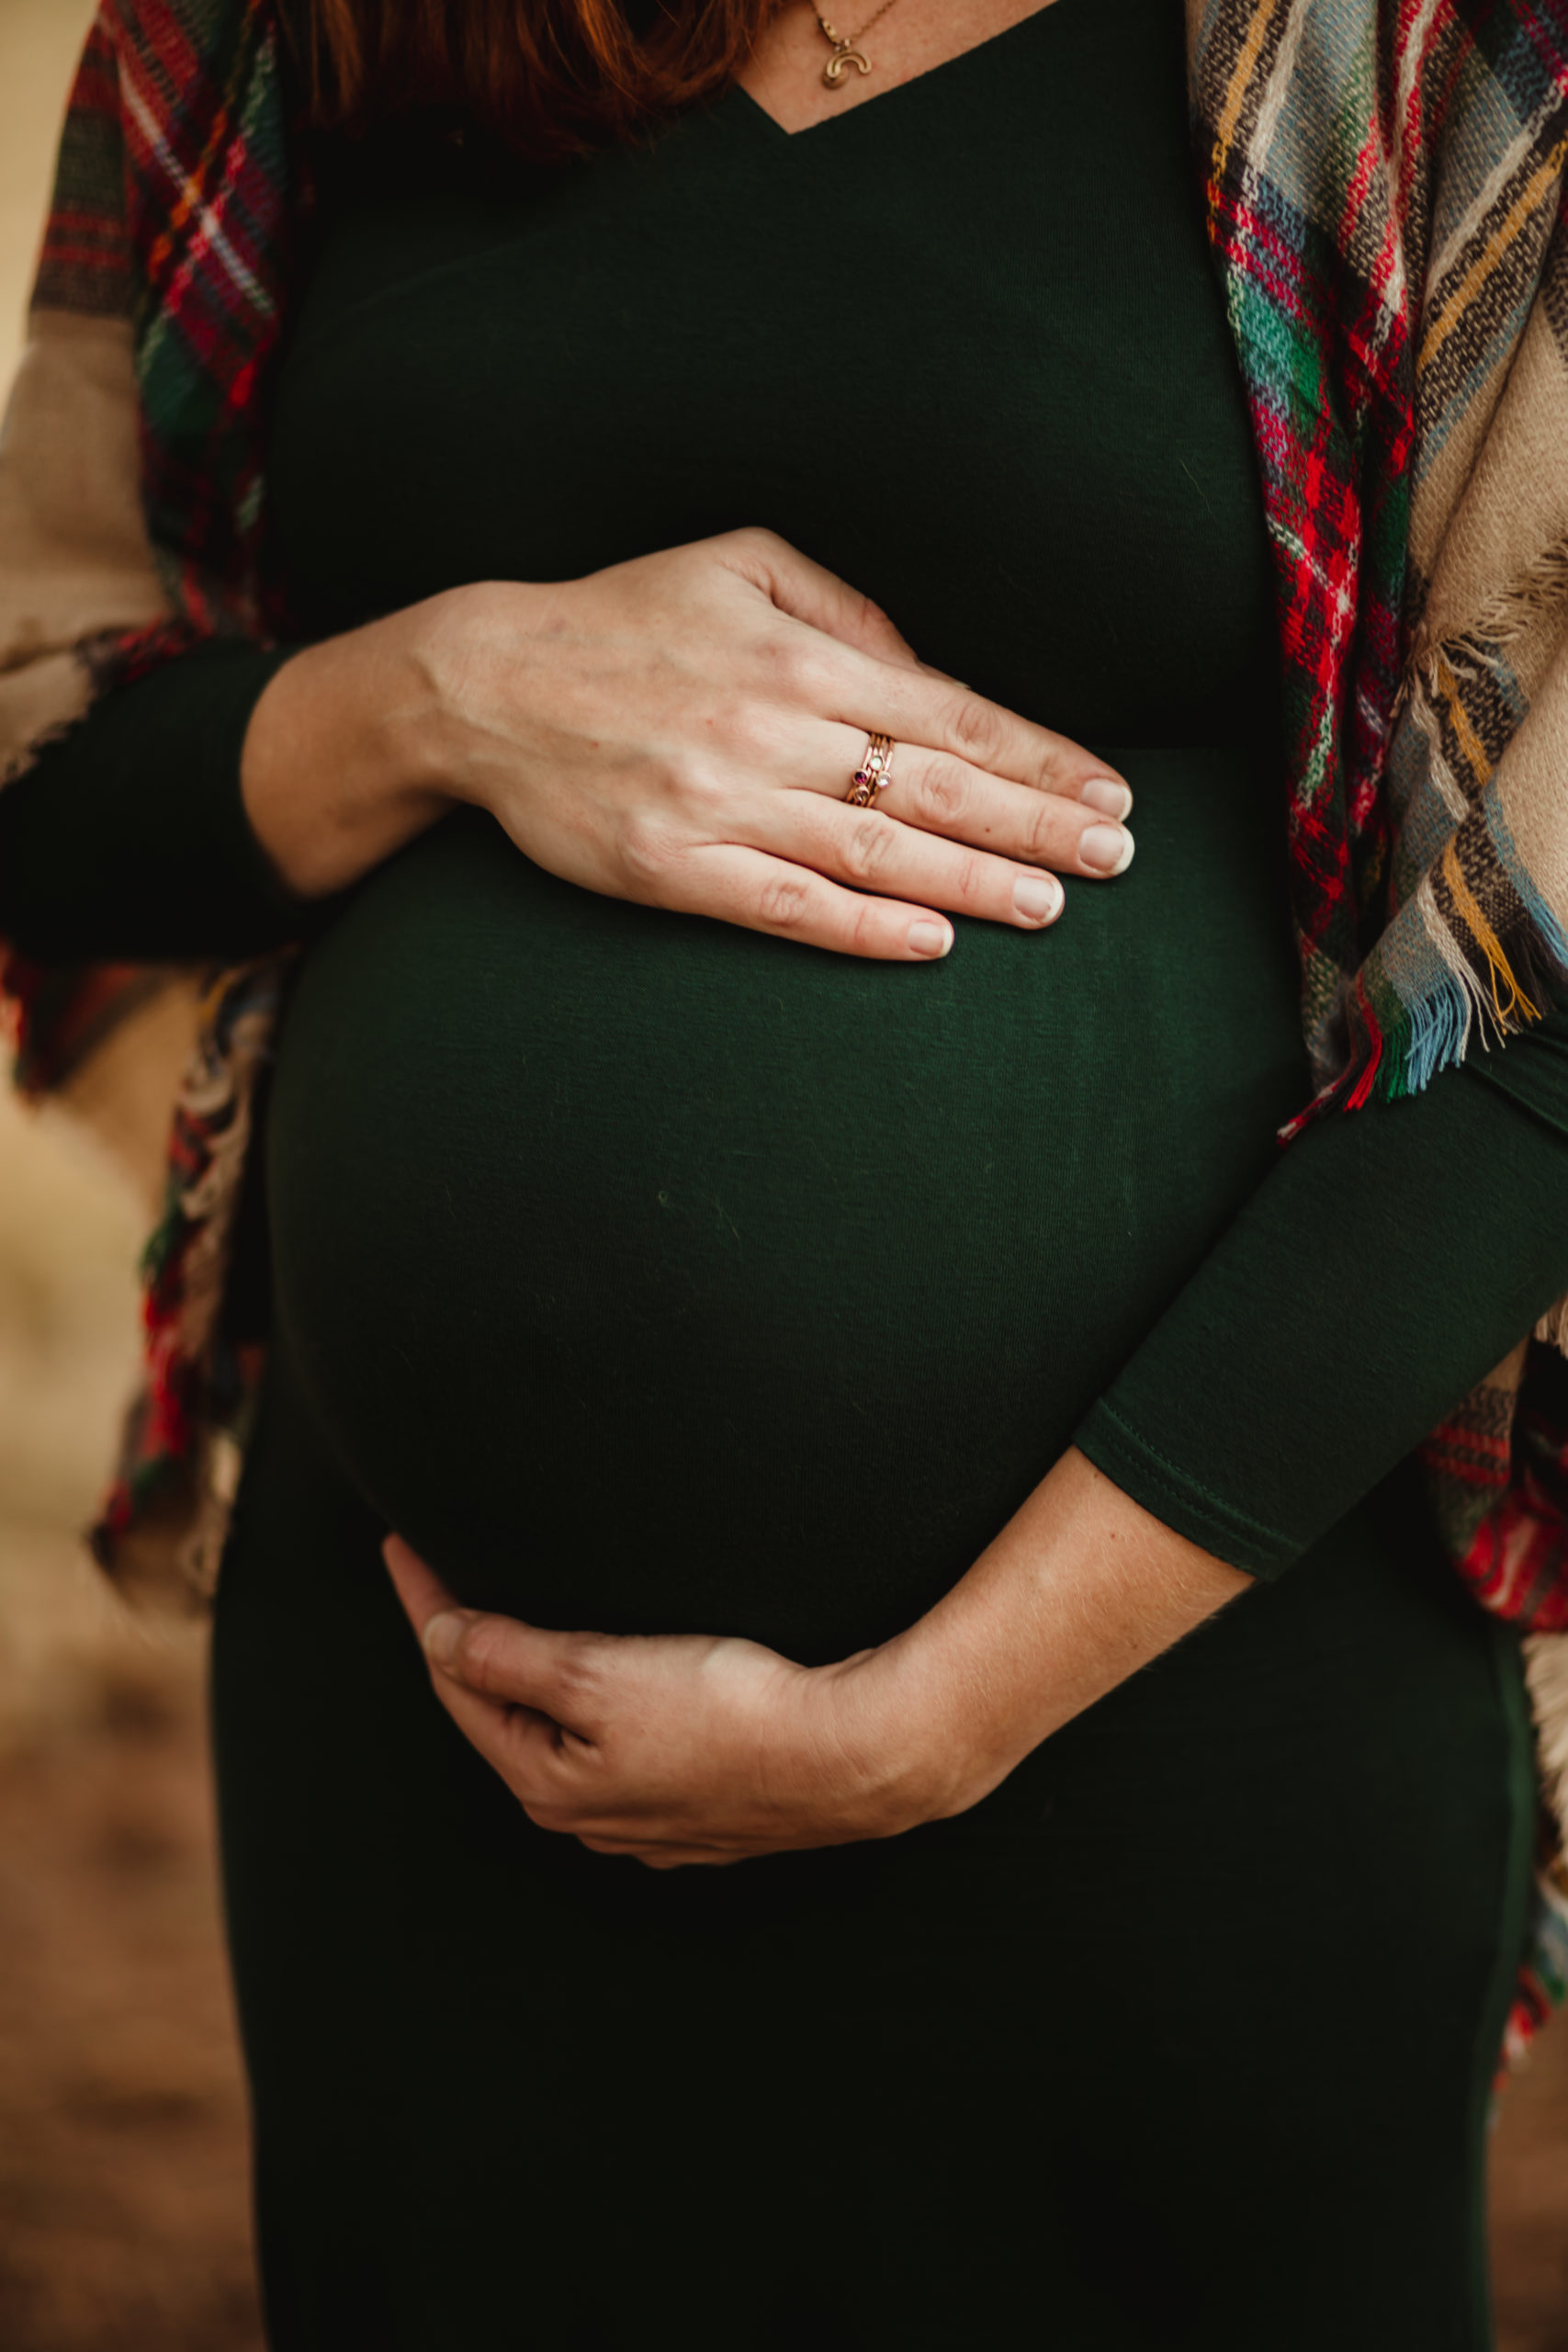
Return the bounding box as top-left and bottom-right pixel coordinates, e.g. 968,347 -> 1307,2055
1,0 -> 1566,2055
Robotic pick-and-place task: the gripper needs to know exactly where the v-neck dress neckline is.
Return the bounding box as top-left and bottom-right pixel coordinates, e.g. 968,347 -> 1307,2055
730,0 -> 1082,141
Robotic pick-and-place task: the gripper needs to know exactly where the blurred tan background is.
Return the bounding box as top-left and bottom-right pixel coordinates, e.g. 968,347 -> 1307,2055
0,2 -> 1563,2346
0,4 -> 263,2343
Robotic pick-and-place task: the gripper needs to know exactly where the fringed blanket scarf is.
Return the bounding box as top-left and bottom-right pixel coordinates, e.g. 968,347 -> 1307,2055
2,0 -> 1567,2055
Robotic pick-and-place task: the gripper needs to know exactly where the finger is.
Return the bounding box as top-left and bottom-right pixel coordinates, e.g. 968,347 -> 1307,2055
383,1544 -> 572,1736
383,1537 -> 536,1771
420,1652 -> 525,1759
769,721 -> 1134,870
415,1653 -> 602,1815
753,718 -> 1133,878
833,662 -> 1131,808
715,526 -> 922,671
745,793 -> 1065,929
384,1534 -> 604,1733
885,743 -> 1133,873
758,753 -> 1131,910
422,1605 -> 608,1736
663,841 -> 955,961
383,1532 -> 464,1639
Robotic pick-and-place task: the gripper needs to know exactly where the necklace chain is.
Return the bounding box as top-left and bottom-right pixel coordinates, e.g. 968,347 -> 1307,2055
811,0 -> 903,85
814,0 -> 902,47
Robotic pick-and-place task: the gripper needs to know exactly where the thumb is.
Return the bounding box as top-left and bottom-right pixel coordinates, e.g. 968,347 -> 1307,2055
383,1532 -> 464,1640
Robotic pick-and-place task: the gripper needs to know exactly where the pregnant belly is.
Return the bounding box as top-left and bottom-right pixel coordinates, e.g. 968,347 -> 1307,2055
266,751 -> 1306,1663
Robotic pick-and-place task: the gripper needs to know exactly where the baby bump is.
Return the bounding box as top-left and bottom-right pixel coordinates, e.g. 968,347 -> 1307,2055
265,755 -> 1306,1664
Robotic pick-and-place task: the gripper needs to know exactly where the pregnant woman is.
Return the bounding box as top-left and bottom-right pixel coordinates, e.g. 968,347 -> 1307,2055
3,0 -> 1568,2342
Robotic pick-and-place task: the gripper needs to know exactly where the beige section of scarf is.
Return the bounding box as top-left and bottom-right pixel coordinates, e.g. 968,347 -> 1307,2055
0,306 -> 203,1208
0,310 -> 168,774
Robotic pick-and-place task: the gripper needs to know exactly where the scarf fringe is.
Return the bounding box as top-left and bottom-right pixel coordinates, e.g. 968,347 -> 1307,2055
1332,888 -> 1568,1116
1384,932 -> 1568,1099
1413,535 -> 1568,679
1382,959 -> 1482,1097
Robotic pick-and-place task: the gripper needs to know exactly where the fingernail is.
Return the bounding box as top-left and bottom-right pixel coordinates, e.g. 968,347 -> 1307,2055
908,920 -> 953,957
1013,875 -> 1062,924
1079,823 -> 1134,876
1079,776 -> 1133,820
423,1611 -> 467,1667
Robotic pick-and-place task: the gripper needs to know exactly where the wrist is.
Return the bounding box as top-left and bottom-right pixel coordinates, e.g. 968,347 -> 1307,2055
853,1451 -> 1251,1832
810,1637 -> 983,1838
349,592 -> 481,809
241,604 -> 464,898
394,578 -> 555,818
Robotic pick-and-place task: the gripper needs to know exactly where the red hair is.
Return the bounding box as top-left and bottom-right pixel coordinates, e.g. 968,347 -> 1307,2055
302,0 -> 785,160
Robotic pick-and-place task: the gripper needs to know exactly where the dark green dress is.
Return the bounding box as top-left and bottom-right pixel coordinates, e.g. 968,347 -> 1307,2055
6,2 -> 1568,2343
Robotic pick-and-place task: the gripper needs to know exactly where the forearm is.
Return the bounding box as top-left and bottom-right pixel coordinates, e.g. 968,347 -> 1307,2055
851,1446 -> 1250,1822
0,601 -> 472,963
240,592 -> 480,899
1075,1041 -> 1568,1576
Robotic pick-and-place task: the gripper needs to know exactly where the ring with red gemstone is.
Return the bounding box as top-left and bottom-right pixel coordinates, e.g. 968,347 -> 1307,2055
843,731 -> 895,807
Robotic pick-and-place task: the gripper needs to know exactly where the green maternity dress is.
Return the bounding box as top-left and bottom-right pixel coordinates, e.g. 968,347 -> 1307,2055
6,2 -> 1568,2343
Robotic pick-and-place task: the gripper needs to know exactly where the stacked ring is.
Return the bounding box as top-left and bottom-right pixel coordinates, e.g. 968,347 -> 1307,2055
843,731 -> 895,807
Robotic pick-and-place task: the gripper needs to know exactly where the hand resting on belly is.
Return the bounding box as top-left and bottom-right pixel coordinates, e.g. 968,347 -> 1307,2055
239,526 -> 1134,957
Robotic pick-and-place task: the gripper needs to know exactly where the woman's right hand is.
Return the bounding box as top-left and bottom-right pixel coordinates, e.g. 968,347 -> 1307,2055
242,527 -> 1134,959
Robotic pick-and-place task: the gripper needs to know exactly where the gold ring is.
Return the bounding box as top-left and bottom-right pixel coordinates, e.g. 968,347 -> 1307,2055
844,732 -> 895,807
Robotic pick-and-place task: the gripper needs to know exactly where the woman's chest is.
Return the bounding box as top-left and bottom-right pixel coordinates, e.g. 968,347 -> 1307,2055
266,0 -> 1278,749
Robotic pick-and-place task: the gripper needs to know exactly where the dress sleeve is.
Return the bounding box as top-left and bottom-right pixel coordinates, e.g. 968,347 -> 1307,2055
0,639 -> 313,964
1072,1022 -> 1568,1577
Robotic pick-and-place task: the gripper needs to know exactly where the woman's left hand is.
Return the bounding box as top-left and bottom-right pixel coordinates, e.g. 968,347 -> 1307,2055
383,1537 -> 953,1867
385,1453 -> 1248,1870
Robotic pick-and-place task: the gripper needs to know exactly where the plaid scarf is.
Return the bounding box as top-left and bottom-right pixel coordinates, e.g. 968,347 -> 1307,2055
2,0 -> 1566,2052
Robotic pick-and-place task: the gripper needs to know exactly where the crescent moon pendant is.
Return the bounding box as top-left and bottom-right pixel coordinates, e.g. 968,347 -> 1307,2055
822,44 -> 873,84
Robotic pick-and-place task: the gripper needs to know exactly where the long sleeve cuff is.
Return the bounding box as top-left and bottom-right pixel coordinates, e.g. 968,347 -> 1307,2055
0,639 -> 309,964
1073,1030 -> 1568,1577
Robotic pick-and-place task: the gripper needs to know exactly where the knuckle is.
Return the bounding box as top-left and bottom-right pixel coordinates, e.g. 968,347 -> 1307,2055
675,762 -> 734,823
953,850 -> 988,908
840,812 -> 897,885
618,809 -> 680,892
1020,795 -> 1066,863
763,633 -> 829,707
919,755 -> 974,828
758,874 -> 814,933
847,896 -> 886,955
548,1641 -> 601,1721
719,526 -> 784,582
949,693 -> 1002,763
455,1616 -> 511,1692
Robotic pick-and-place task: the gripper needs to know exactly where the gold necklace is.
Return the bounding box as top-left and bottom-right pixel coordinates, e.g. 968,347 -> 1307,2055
811,0 -> 904,86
